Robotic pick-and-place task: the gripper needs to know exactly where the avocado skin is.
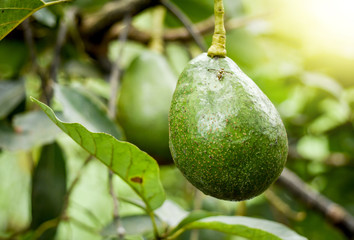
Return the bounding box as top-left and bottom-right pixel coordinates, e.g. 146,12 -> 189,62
118,51 -> 176,164
169,53 -> 288,201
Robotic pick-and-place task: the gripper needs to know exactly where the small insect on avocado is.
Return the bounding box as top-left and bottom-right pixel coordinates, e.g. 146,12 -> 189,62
208,68 -> 232,81
168,0 -> 288,201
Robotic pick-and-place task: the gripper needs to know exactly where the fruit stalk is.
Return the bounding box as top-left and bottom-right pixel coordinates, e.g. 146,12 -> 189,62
149,6 -> 166,53
207,0 -> 227,58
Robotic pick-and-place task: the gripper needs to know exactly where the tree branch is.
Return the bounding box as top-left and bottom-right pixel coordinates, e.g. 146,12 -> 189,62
160,0 -> 207,52
80,0 -> 262,73
277,168 -> 354,238
81,0 -> 159,43
107,14 -> 262,45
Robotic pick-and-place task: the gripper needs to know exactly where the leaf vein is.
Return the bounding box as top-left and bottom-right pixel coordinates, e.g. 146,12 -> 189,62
110,141 -> 114,168
0,7 -> 33,10
0,21 -> 19,27
125,147 -> 133,180
74,127 -> 82,145
92,134 -> 97,155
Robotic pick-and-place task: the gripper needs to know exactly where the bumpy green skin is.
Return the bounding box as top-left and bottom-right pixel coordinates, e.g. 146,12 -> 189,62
118,51 -> 176,164
169,53 -> 288,201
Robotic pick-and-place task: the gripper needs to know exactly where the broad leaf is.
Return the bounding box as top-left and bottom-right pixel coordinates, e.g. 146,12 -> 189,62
55,84 -> 123,139
0,0 -> 67,41
31,142 -> 67,240
0,111 -> 62,150
0,79 -> 25,119
169,210 -> 219,236
180,216 -> 307,240
101,201 -> 186,240
31,97 -> 165,210
154,200 -> 188,228
101,215 -> 162,238
118,199 -> 188,228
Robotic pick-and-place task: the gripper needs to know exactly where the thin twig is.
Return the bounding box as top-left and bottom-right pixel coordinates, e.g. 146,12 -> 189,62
277,168 -> 354,238
160,0 -> 207,52
264,189 -> 305,221
61,155 -> 93,218
108,171 -> 119,218
23,19 -> 37,70
22,19 -> 50,105
108,13 -> 131,118
3,227 -> 30,240
71,201 -> 103,228
106,13 -> 131,239
32,218 -> 60,240
108,171 -> 126,238
69,216 -> 99,235
49,10 -> 72,83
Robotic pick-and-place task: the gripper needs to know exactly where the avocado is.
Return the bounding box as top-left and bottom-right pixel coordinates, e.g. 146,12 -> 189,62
117,50 -> 176,164
169,53 -> 288,200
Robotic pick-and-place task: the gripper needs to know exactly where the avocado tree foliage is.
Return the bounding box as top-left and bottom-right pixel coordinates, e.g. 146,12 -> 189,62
0,0 -> 353,240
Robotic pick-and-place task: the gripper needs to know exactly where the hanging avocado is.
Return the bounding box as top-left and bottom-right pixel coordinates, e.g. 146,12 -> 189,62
168,0 -> 288,200
169,53 -> 288,200
117,51 -> 176,164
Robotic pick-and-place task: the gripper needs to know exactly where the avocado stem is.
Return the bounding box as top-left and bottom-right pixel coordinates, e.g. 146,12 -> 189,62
149,6 -> 166,53
207,0 -> 227,58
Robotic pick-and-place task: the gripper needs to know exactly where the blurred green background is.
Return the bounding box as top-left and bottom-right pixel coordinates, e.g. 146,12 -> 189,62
0,0 -> 353,239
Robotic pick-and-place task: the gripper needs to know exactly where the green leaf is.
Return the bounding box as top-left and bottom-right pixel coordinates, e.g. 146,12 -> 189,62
55,84 -> 123,139
180,216 -> 307,240
123,236 -> 144,240
31,97 -> 165,210
0,40 -> 29,78
154,200 -> 188,228
0,0 -> 68,41
169,210 -> 219,236
101,215 -> 162,238
118,199 -> 188,228
0,111 -> 62,151
31,142 -> 67,240
33,7 -> 56,27
0,79 -> 25,119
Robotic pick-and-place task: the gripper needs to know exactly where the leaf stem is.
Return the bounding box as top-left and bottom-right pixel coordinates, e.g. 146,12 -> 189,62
236,201 -> 247,216
44,0 -> 72,8
207,0 -> 226,58
32,218 -> 60,240
149,6 -> 166,53
148,210 -> 161,239
165,228 -> 185,240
